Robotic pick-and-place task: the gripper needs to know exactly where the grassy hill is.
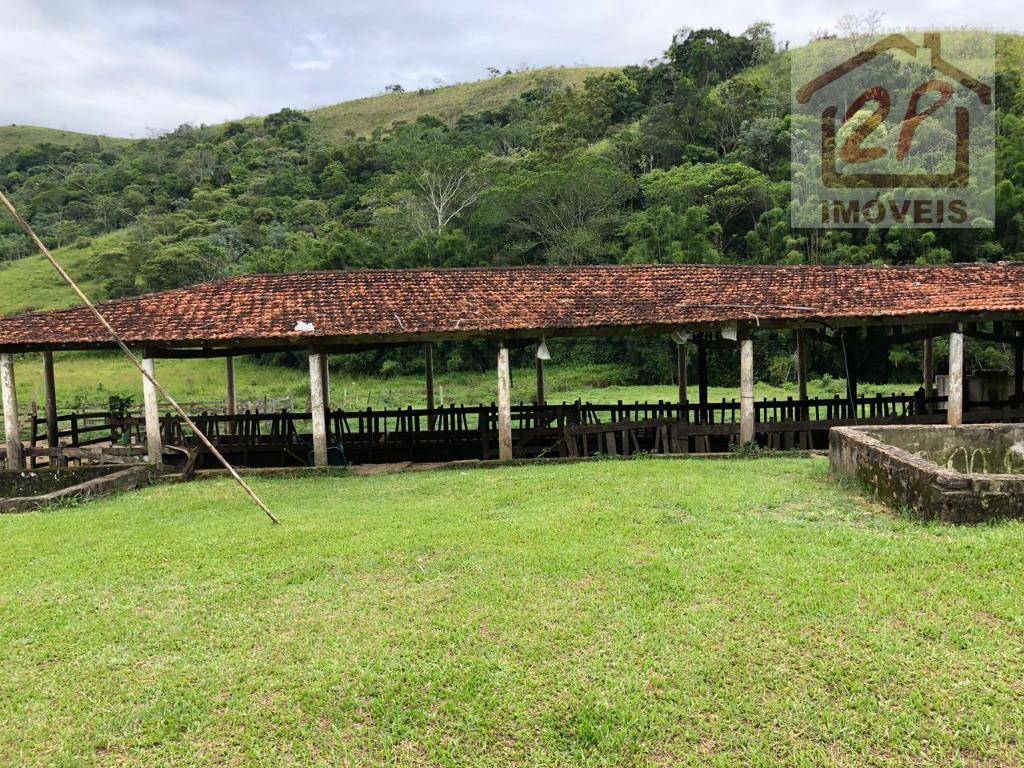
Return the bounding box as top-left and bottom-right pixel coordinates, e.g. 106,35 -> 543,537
0,67 -> 609,157
308,66 -> 612,141
0,125 -> 132,154
0,66 -> 608,318
0,232 -> 118,316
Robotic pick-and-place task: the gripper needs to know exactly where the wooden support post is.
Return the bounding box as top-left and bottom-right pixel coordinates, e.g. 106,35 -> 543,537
309,352 -> 329,467
697,342 -> 709,424
424,343 -> 435,412
226,355 -> 237,417
739,336 -> 755,444
320,353 -> 331,442
795,329 -> 808,416
842,330 -> 859,418
1,353 -> 24,471
948,329 -> 964,426
676,343 -> 688,413
1014,332 -> 1023,406
43,350 -> 61,466
497,345 -> 513,460
923,337 -> 934,397
142,356 -> 162,466
225,355 -> 237,435
536,356 -> 545,406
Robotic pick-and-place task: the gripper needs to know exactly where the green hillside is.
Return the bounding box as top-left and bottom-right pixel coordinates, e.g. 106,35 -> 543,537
0,67 -> 610,319
0,124 -> 132,154
308,66 -> 613,141
0,232 -> 116,316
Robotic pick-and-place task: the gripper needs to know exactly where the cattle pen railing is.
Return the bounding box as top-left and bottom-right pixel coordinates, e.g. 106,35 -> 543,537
14,389 -> 1024,469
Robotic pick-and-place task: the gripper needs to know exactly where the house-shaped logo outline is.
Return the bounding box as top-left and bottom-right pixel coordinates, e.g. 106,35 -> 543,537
795,33 -> 992,189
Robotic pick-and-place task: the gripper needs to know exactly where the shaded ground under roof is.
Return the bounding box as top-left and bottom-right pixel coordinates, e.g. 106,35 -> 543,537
2,263 -> 1023,353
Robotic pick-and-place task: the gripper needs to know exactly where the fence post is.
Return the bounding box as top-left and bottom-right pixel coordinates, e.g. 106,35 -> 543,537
497,345 -> 513,460
29,401 -> 38,470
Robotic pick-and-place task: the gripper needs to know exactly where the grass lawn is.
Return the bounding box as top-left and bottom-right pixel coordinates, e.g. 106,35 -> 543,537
2,457 -> 1023,766
9,353 -> 913,416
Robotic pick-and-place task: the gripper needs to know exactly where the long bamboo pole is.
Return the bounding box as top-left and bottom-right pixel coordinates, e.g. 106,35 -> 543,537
0,190 -> 279,524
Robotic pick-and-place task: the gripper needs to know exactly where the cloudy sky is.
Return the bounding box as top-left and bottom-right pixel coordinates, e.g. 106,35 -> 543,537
2,0 -> 1020,137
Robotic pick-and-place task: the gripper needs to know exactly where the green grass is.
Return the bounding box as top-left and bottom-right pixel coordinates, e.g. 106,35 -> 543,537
7,353 -> 912,417
308,67 -> 611,141
2,458 -> 1023,766
0,124 -> 133,155
0,232 -> 120,316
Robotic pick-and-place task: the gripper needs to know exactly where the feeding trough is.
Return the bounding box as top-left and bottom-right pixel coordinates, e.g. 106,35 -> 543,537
830,424 -> 1024,523
0,465 -> 150,513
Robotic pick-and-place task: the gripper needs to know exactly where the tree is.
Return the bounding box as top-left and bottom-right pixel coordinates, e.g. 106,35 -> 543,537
581,72 -> 644,125
489,155 -> 636,263
386,126 -> 489,236
139,239 -> 227,291
621,206 -> 720,263
667,28 -> 757,87
643,163 -> 778,250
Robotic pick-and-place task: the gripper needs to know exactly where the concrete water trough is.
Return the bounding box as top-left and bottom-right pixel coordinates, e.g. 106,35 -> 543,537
0,465 -> 151,513
830,424 -> 1024,523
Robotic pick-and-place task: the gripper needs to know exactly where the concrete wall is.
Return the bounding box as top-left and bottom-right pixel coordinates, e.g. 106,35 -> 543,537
830,425 -> 1024,524
0,465 -> 151,513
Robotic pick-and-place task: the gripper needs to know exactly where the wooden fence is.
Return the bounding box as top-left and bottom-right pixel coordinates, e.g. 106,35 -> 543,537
18,390 -> 1024,468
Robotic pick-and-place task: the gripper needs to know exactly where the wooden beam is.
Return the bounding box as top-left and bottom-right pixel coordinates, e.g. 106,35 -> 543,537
424,343 -> 435,412
697,342 -> 709,424
842,330 -> 859,416
141,356 -> 162,466
309,352 -> 328,467
802,329 -> 841,348
948,329 -> 964,426
676,342 -> 688,411
1,353 -> 23,470
320,353 -> 331,442
140,340 -> 425,360
42,351 -> 61,466
536,356 -> 545,406
923,337 -> 934,400
497,345 -> 513,460
1015,332 -> 1023,406
739,337 -> 755,444
795,330 -> 808,417
14,309 -> 1024,356
320,353 -> 331,408
225,355 -> 237,418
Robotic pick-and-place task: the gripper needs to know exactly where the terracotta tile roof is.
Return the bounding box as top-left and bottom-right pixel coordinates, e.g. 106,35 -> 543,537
1,263 -> 1023,351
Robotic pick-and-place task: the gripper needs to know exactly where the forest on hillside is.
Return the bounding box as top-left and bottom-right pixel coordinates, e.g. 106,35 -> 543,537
2,22 -> 1024,384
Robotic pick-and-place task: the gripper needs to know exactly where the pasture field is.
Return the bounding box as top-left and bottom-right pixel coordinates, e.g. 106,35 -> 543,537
2,457 -> 1023,766
308,67 -> 611,141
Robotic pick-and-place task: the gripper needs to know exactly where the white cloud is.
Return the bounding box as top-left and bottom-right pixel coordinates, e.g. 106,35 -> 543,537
287,31 -> 344,71
0,0 -> 1019,137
